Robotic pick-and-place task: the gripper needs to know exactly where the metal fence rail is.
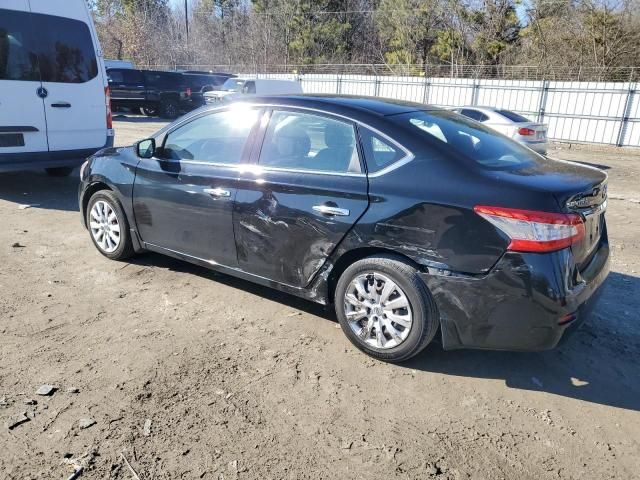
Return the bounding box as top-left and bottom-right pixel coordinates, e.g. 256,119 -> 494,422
141,63 -> 639,147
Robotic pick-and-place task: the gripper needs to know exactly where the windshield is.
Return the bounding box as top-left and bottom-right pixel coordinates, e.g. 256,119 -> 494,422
395,110 -> 541,169
221,78 -> 245,92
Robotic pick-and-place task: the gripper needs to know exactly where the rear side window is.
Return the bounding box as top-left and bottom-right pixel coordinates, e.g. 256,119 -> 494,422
146,72 -> 182,89
107,69 -> 124,83
359,128 -> 405,172
460,109 -> 489,122
243,81 -> 256,94
259,110 -> 361,173
122,70 -> 144,84
0,9 -> 97,83
0,9 -> 39,81
496,109 -> 530,123
396,110 -> 541,170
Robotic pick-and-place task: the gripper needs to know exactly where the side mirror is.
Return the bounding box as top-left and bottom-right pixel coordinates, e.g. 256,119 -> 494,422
136,138 -> 155,158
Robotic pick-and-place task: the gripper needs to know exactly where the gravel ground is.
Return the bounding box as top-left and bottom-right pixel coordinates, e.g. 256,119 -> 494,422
1,116 -> 639,479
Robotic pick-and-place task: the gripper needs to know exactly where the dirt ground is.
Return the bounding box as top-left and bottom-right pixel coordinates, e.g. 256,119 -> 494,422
1,116 -> 639,480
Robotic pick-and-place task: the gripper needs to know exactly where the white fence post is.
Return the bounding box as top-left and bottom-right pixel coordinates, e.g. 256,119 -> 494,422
537,80 -> 550,123
616,68 -> 636,146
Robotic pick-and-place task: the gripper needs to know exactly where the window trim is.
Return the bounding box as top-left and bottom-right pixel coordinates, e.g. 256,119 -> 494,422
153,103 -> 414,177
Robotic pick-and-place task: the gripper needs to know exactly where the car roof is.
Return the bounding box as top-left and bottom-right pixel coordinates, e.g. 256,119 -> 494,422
237,94 -> 438,117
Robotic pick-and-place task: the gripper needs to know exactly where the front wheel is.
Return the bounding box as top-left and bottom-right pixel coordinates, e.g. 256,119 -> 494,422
159,99 -> 179,119
335,255 -> 439,362
86,190 -> 134,261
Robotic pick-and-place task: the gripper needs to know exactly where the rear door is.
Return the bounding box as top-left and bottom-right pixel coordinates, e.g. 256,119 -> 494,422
234,108 -> 369,288
0,2 -> 48,155
28,1 -> 107,151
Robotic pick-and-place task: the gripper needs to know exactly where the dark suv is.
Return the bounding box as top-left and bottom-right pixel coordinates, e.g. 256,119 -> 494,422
181,72 -> 236,109
107,69 -> 190,118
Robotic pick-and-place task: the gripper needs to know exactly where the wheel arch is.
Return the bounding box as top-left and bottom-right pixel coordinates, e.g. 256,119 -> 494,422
81,181 -> 113,227
326,247 -> 422,305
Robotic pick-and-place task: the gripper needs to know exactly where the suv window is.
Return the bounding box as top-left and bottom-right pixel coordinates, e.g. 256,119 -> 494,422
0,9 -> 39,81
460,109 -> 489,122
359,128 -> 406,172
145,72 -> 182,89
259,111 -> 361,173
107,69 -> 124,83
162,108 -> 260,164
243,81 -> 256,94
122,70 -> 144,84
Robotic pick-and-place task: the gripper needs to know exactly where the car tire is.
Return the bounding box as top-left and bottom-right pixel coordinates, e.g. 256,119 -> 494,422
335,255 -> 439,363
140,106 -> 158,116
86,190 -> 134,261
45,167 -> 74,177
159,99 -> 179,119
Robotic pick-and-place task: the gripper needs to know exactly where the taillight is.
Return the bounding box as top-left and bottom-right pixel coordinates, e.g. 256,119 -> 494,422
474,206 -> 585,253
518,127 -> 535,136
186,87 -> 192,96
105,86 -> 113,129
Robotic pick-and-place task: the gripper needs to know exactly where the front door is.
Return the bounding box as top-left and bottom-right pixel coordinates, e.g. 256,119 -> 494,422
133,107 -> 262,266
0,3 -> 48,155
234,109 -> 369,288
28,2 -> 107,151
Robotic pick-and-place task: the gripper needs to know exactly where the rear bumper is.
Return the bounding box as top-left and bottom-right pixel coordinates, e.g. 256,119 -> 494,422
0,134 -> 114,173
420,236 -> 610,351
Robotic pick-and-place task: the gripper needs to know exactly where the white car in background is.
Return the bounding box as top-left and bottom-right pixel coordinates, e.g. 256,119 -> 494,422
204,78 -> 303,104
452,106 -> 548,155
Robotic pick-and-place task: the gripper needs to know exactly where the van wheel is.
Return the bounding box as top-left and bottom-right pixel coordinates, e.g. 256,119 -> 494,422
335,255 -> 439,363
86,190 -> 134,261
45,167 -> 74,177
160,99 -> 179,119
140,106 -> 158,116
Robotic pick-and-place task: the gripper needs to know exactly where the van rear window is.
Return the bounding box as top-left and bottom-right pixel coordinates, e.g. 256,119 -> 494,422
0,8 -> 97,83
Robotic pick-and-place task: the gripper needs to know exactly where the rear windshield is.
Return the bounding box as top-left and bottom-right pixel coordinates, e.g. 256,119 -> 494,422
394,110 -> 541,170
496,109 -> 531,123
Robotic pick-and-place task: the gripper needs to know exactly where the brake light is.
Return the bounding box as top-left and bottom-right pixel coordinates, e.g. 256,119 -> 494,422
474,206 -> 585,253
105,86 -> 113,129
518,127 -> 535,136
186,87 -> 192,96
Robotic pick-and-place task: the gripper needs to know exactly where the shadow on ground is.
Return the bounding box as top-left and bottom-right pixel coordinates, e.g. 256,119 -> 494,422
0,170 -> 80,212
130,252 -> 640,412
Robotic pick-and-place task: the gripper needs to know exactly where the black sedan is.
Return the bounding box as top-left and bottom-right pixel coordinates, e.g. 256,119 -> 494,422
78,95 -> 609,362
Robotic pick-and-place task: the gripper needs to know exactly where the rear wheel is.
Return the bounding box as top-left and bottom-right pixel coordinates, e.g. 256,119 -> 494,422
335,255 -> 439,362
86,190 -> 134,261
140,106 -> 158,116
45,167 -> 74,177
159,99 -> 179,119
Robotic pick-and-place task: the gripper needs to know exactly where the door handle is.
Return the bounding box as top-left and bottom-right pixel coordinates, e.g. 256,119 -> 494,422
204,187 -> 231,198
51,102 -> 71,108
313,205 -> 350,216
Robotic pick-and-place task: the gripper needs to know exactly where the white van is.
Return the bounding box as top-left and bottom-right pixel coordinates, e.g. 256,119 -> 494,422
0,0 -> 113,175
204,78 -> 303,104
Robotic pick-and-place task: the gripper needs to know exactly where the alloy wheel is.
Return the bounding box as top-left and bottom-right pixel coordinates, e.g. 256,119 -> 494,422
343,272 -> 413,349
89,200 -> 121,253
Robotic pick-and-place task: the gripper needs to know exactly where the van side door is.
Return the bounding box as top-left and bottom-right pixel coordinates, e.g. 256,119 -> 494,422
0,3 -> 49,158
28,2 -> 108,151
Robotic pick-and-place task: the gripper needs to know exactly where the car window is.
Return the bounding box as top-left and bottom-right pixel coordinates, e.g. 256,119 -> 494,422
396,110 -> 541,170
359,128 -> 406,172
460,109 -> 489,122
123,70 -> 144,85
31,13 -> 97,83
259,111 -> 361,173
0,9 -> 39,81
243,81 -> 256,94
496,109 -> 531,123
222,78 -> 246,92
146,72 -> 181,89
162,108 -> 260,164
107,69 -> 124,83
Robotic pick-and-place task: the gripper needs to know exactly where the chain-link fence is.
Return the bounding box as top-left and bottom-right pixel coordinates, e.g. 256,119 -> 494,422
137,63 -> 640,147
